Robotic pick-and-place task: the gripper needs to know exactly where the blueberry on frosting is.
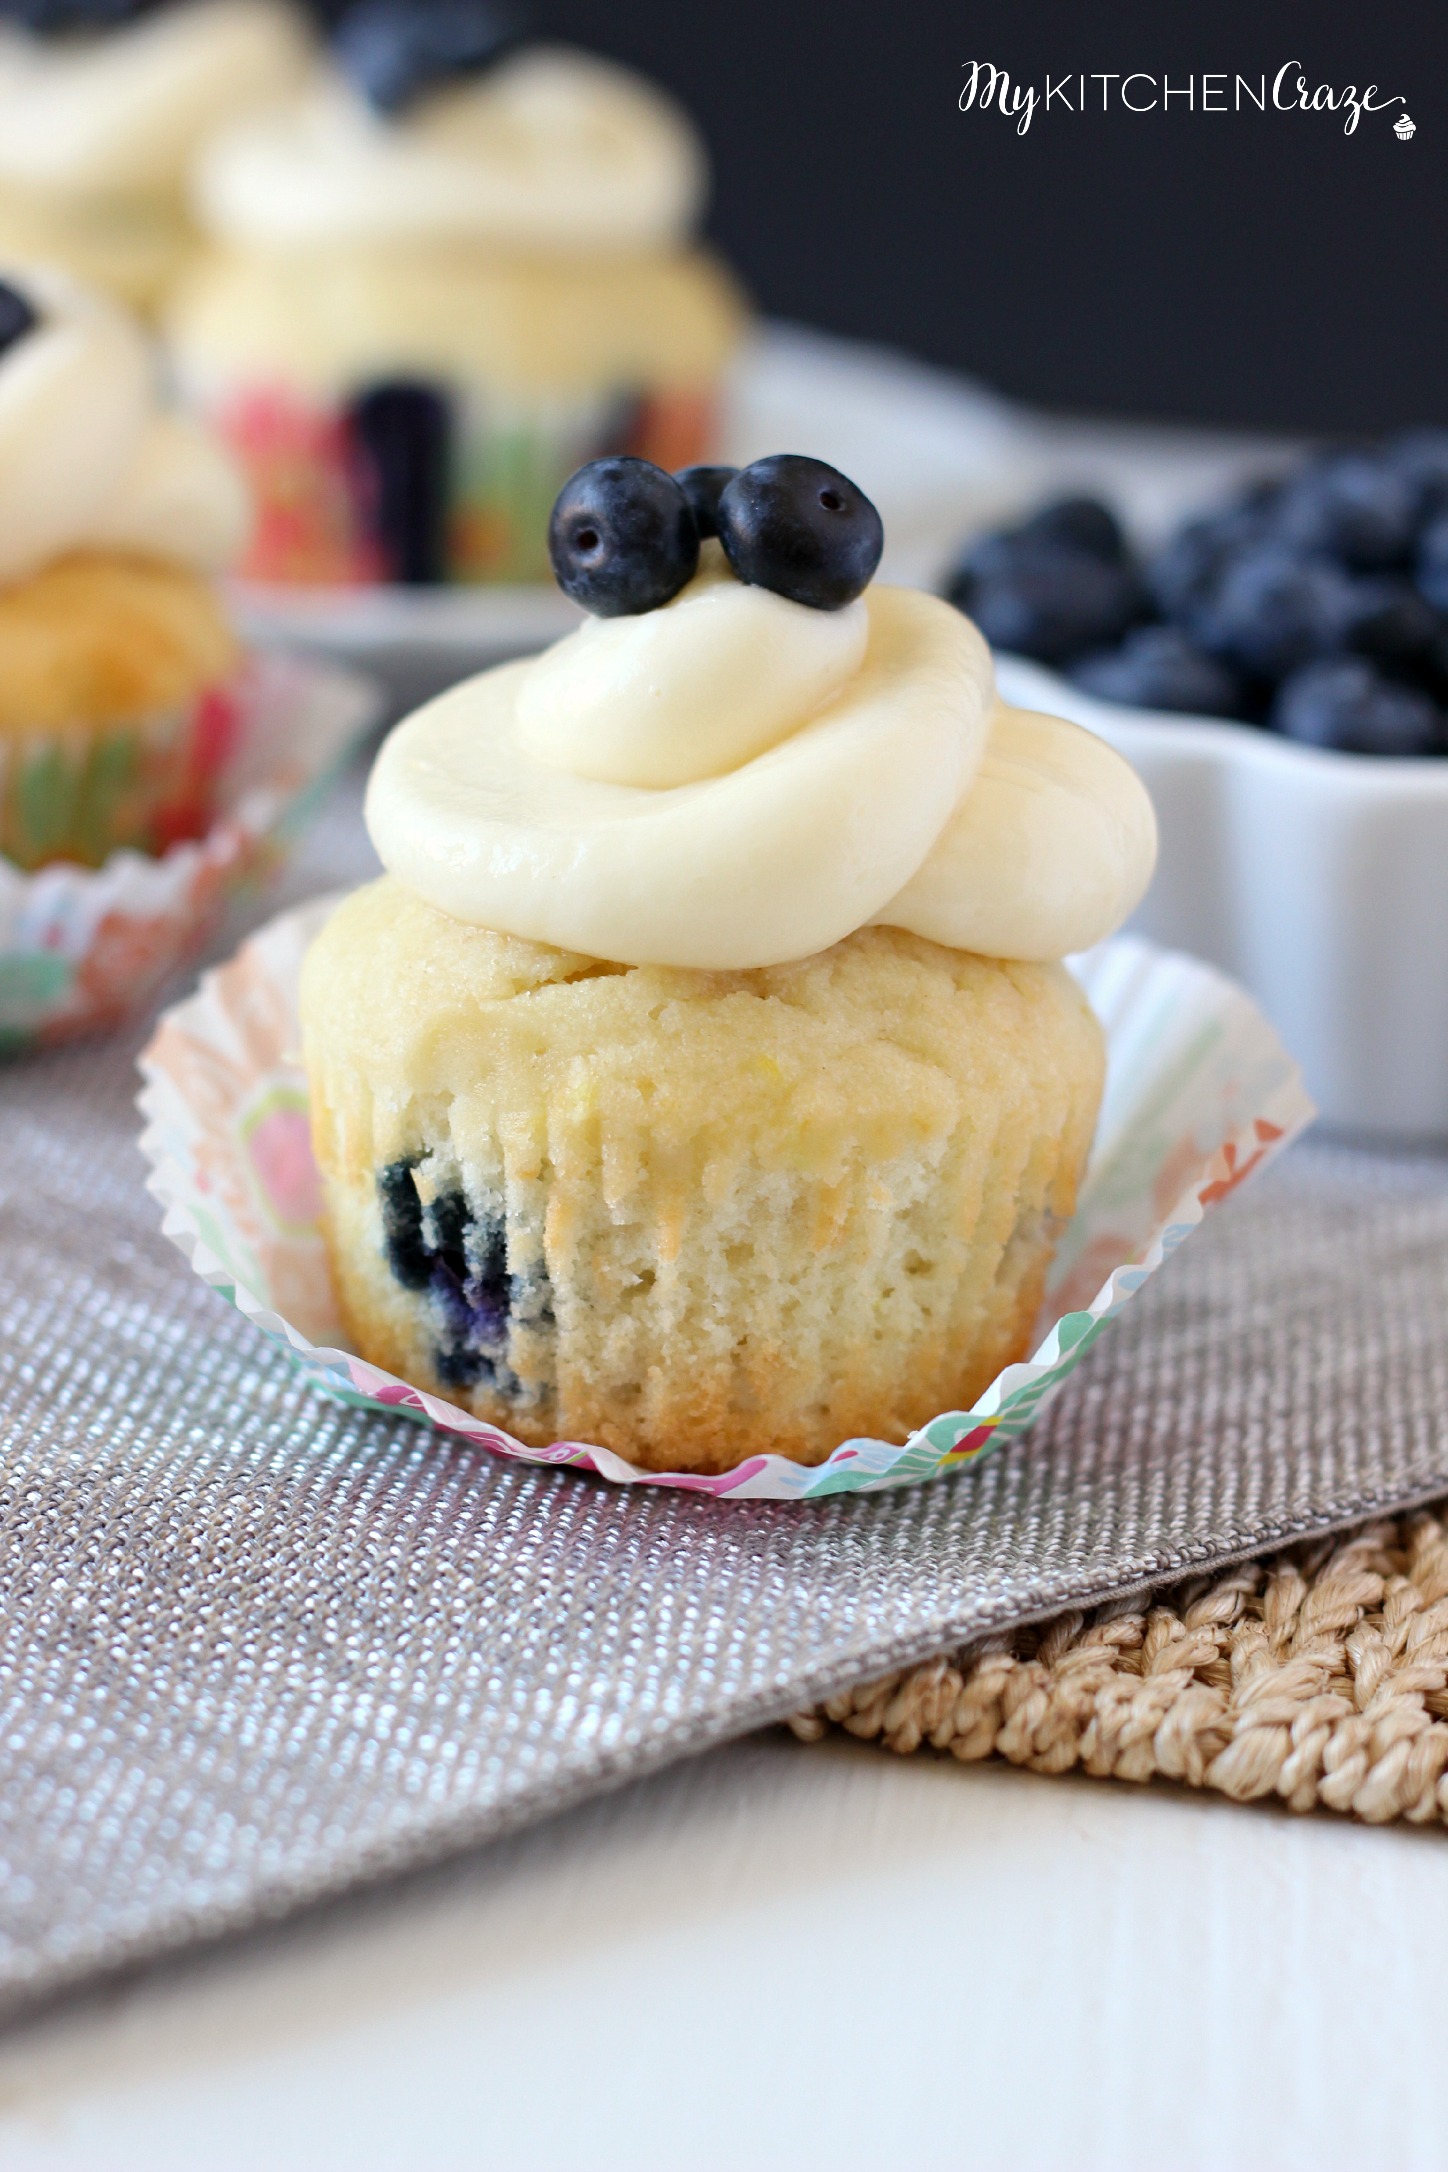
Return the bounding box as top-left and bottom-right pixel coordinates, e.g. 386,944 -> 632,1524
674,463 -> 737,540
716,455 -> 883,611
546,452 -> 884,619
0,279 -> 37,360
332,0 -> 526,114
548,455 -> 698,617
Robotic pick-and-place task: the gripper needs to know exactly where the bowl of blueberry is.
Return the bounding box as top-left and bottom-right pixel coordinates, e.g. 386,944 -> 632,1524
943,435 -> 1448,1137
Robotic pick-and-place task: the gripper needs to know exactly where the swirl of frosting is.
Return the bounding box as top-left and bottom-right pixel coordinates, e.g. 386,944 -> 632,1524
194,45 -> 706,252
0,2 -> 312,199
0,265 -> 249,582
365,548 -> 1158,970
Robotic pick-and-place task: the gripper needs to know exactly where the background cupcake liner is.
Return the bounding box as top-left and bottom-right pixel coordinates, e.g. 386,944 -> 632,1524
1,679 -> 242,874
0,658 -> 377,1054
137,900 -> 1314,1501
217,378 -> 721,588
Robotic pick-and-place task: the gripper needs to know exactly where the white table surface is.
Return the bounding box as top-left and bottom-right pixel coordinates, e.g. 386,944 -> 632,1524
1,1730 -> 1444,2172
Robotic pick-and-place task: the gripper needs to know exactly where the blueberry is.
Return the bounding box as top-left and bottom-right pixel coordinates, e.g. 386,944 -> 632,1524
1340,577 -> 1442,668
955,547 -> 1145,668
1237,475 -> 1290,515
427,1200 -> 520,1394
462,1206 -> 509,1343
348,378 -> 452,585
1421,629 -> 1448,706
377,1165 -> 550,1398
0,279 -> 36,360
1271,658 -> 1444,756
433,1342 -> 487,1388
1415,515 -> 1448,614
675,464 -> 737,541
1070,626 -> 1243,717
1273,453 -> 1420,570
1146,504 -> 1271,622
716,455 -> 883,610
946,498 -> 1132,605
548,456 -> 698,616
332,0 -> 524,115
942,527 -> 1032,601
1191,545 -> 1358,679
422,1188 -> 504,1343
1017,495 -> 1130,565
424,1186 -> 470,1285
1387,429 -> 1448,519
378,1159 -> 430,1290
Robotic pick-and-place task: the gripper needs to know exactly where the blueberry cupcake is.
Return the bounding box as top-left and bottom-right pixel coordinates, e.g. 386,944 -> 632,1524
0,0 -> 314,315
300,455 -> 1157,1473
168,8 -> 746,585
0,264 -> 250,869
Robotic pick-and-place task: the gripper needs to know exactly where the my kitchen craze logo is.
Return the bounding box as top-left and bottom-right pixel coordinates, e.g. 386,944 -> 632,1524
959,62 -> 1410,137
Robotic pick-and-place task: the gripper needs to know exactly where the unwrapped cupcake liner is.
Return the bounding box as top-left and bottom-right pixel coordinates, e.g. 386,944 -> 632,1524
216,379 -> 721,588
137,899 -> 1314,1500
0,659 -> 377,1053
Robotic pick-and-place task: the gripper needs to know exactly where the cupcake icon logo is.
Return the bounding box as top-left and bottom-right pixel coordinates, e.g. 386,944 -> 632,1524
1395,114 -> 1416,139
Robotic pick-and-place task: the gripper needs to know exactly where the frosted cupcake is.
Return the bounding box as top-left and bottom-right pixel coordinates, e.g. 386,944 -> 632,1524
0,263 -> 250,869
168,9 -> 746,585
0,0 -> 314,315
300,455 -> 1156,1473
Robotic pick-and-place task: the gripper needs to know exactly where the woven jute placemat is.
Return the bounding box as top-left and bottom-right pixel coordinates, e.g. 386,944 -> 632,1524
792,1505 -> 1448,1826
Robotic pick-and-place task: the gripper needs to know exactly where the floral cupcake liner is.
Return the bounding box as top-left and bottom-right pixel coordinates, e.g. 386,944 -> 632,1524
137,902 -> 1314,1501
217,378 -> 720,588
0,657 -> 377,1053
0,680 -> 243,875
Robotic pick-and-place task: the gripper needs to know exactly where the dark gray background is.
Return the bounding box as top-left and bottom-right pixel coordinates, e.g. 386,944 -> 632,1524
533,0 -> 1443,433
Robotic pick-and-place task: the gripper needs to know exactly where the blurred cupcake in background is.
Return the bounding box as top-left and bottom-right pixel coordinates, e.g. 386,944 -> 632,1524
0,262 -> 252,870
0,0 -> 315,315
167,2 -> 747,586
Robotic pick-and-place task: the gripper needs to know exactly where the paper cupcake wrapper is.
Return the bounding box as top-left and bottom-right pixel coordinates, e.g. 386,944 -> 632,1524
0,696 -> 217,874
216,381 -> 720,588
137,900 -> 1314,1501
0,659 -> 377,1054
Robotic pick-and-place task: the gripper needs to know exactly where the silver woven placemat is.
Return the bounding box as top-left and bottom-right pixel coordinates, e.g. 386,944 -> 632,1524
3,762 -> 1448,2022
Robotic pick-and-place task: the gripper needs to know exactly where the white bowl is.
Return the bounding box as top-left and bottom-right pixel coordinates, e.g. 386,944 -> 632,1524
997,654 -> 1448,1140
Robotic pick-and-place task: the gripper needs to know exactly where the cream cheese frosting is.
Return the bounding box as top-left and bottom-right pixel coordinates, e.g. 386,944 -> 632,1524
365,550 -> 1158,970
0,1 -> 312,202
0,266 -> 248,581
194,45 -> 707,253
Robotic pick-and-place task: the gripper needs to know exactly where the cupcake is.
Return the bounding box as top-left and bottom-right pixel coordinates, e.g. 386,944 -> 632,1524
0,263 -> 250,870
0,0 -> 315,315
300,455 -> 1157,1474
167,8 -> 747,586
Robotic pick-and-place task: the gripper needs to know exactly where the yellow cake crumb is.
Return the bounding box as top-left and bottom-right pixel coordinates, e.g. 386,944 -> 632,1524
0,552 -> 237,738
